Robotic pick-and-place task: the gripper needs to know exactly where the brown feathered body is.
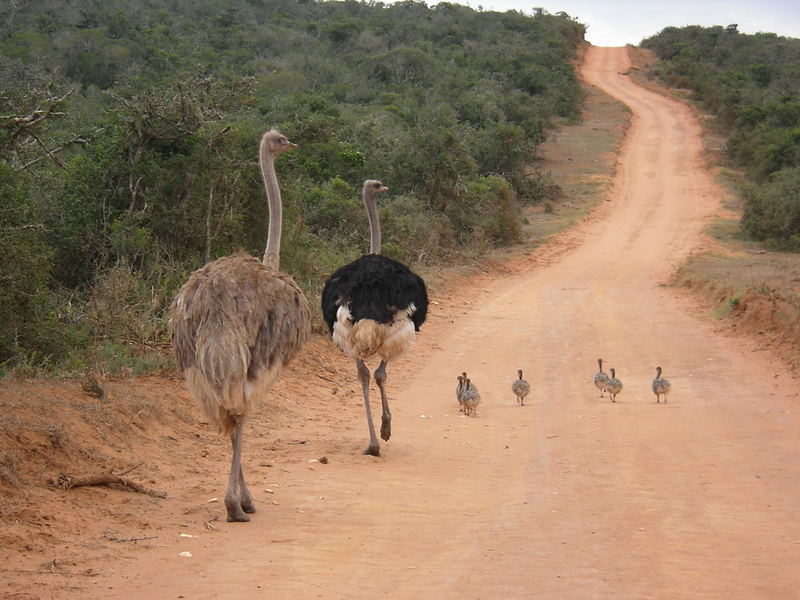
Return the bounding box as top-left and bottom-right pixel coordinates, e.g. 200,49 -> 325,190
512,375 -> 530,405
170,252 -> 310,435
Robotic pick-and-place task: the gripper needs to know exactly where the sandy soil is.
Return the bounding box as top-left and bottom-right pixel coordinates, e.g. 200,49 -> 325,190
4,46 -> 800,600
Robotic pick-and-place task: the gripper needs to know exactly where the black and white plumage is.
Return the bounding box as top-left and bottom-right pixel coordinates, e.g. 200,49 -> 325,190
652,366 -> 671,403
321,180 -> 428,456
321,254 -> 428,341
594,358 -> 609,398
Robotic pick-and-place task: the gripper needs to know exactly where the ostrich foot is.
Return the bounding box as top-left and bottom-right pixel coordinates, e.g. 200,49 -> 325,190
380,416 -> 391,441
240,496 -> 256,514
364,443 -> 380,457
225,496 -> 251,522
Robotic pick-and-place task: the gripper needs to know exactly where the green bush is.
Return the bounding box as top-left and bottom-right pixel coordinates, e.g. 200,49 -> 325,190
741,167 -> 800,249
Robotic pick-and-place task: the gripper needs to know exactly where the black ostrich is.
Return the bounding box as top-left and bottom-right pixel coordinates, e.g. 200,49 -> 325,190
321,180 -> 428,456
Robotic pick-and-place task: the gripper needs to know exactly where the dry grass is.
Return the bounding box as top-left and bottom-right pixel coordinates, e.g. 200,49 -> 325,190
674,249 -> 800,322
673,246 -> 800,370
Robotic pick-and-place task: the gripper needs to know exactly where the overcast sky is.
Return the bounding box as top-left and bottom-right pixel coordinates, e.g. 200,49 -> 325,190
416,0 -> 800,46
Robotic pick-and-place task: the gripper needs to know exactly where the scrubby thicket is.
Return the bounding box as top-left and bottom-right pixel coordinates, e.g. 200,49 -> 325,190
0,0 -> 585,373
642,25 -> 800,249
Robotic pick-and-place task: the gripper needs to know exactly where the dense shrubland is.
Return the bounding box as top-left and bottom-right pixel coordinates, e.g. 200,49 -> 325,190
0,0 -> 585,373
641,25 -> 800,249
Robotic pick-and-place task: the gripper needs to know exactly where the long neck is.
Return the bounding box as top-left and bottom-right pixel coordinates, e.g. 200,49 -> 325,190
364,191 -> 381,255
260,140 -> 281,269
598,358 -> 603,372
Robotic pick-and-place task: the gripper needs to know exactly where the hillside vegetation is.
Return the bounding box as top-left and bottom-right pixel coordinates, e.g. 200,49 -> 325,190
0,1 -> 586,374
642,25 -> 800,248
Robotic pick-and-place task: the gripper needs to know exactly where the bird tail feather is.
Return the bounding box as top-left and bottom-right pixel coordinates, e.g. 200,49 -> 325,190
350,319 -> 387,359
185,367 -> 246,436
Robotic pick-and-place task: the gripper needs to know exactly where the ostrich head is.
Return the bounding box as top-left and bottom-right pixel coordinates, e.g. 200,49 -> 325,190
363,179 -> 389,198
261,129 -> 297,156
610,368 -> 616,378
656,366 -> 662,377
518,369 -> 523,379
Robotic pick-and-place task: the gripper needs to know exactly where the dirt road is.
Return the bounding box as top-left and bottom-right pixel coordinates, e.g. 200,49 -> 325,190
56,46 -> 800,599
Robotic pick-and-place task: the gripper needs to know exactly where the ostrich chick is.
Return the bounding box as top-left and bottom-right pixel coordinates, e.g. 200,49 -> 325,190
605,368 -> 623,403
652,366 -> 672,403
594,358 -> 609,398
456,374 -> 466,411
462,378 -> 481,416
512,369 -> 531,406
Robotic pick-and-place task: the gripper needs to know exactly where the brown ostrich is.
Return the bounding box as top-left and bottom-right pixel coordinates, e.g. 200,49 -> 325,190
170,130 -> 310,522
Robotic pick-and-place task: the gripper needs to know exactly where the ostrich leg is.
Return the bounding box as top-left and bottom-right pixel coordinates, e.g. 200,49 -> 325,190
357,359 -> 381,456
374,360 -> 391,441
225,421 -> 250,522
239,464 -> 256,514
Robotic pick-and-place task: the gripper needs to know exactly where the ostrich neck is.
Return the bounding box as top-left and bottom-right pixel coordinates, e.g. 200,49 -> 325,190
260,144 -> 282,269
365,193 -> 381,255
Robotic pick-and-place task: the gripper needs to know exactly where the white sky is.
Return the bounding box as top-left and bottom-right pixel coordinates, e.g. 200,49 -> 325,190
415,0 -> 800,46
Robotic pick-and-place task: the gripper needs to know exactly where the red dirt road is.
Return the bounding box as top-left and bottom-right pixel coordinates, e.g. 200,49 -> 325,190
9,46 -> 800,599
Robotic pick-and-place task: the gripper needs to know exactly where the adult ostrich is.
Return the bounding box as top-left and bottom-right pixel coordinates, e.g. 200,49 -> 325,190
321,180 -> 428,456
170,130 -> 310,522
